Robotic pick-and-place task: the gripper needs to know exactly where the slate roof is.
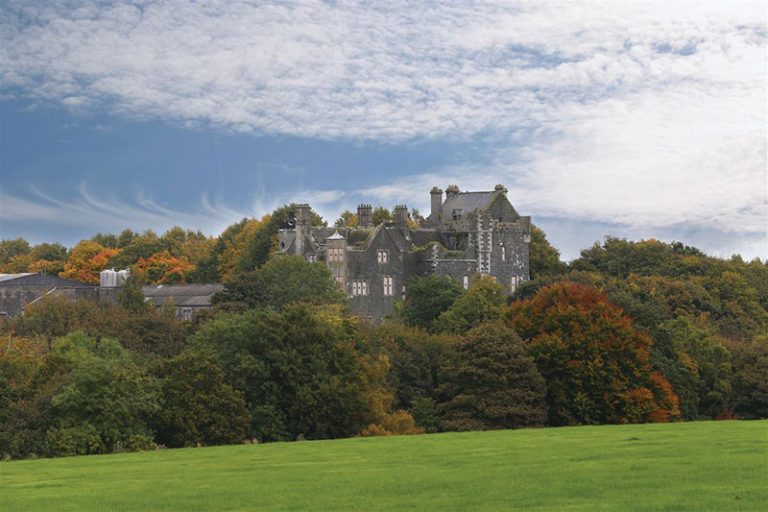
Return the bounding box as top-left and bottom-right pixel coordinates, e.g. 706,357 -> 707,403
441,191 -> 498,215
142,283 -> 224,307
0,273 -> 35,283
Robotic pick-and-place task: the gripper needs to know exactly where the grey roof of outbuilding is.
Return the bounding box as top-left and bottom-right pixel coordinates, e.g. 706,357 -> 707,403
142,283 -> 224,308
142,284 -> 224,298
0,273 -> 35,283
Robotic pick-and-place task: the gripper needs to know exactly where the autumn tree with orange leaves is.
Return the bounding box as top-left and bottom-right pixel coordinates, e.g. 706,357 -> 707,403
59,241 -> 120,284
135,250 -> 196,284
505,281 -> 680,426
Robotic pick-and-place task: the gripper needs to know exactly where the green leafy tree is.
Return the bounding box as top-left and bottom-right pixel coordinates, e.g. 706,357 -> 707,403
729,335 -> 768,419
334,210 -> 359,228
45,332 -> 160,455
155,350 -> 250,447
401,275 -> 464,330
361,322 -> 458,411
438,321 -> 547,431
213,255 -> 345,310
371,206 -> 393,225
435,277 -> 505,334
193,305 -> 371,442
529,225 -> 567,279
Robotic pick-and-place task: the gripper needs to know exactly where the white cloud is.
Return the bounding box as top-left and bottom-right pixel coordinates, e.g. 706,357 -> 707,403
0,1 -> 765,255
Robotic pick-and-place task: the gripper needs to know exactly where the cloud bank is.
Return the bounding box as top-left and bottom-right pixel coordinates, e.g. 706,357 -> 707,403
0,1 -> 765,255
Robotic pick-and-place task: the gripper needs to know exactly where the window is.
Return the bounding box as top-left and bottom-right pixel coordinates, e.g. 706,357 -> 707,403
377,249 -> 388,264
180,307 -> 193,321
452,209 -> 463,221
463,275 -> 469,289
501,245 -> 506,261
383,276 -> 394,296
307,254 -> 317,263
328,248 -> 344,262
351,281 -> 369,297
511,275 -> 518,292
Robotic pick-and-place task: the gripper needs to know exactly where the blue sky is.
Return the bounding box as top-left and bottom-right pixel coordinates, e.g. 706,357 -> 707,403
0,1 -> 766,260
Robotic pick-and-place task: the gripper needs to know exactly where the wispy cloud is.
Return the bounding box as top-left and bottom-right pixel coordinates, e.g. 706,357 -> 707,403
0,1 -> 765,255
0,183 -> 345,240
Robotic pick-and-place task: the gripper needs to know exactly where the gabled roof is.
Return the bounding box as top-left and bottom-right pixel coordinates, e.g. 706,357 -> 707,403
441,191 -> 498,214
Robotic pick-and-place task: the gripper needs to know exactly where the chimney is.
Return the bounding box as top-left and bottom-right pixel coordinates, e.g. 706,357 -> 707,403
394,204 -> 408,225
430,187 -> 443,221
446,184 -> 460,199
357,204 -> 372,227
295,204 -> 311,254
494,184 -> 508,194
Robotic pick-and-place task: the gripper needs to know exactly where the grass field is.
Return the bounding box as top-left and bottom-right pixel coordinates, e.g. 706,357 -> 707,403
1,420 -> 766,511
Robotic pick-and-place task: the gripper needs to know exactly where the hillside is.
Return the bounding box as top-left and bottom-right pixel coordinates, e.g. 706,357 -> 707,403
2,420 -> 765,511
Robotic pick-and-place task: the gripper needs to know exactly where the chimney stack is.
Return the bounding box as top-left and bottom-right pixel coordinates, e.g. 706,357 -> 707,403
393,204 -> 408,225
430,187 -> 443,222
357,204 -> 372,227
446,184 -> 460,199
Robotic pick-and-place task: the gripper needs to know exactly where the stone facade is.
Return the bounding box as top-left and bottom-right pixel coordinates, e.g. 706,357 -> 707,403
278,184 -> 532,320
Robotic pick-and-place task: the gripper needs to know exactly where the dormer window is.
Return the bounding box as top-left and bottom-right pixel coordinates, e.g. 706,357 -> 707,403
377,250 -> 388,264
452,209 -> 463,221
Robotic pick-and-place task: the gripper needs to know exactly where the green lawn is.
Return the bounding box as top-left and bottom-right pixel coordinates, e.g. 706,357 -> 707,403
1,420 -> 766,511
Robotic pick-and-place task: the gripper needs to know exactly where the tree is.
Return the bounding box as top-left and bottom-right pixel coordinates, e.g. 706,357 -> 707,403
529,225 -> 567,279
506,281 -> 680,425
435,276 -> 505,334
371,206 -> 393,225
334,210 -> 359,228
108,230 -> 165,269
240,204 -> 325,272
360,322 -> 458,411
155,350 -> 250,447
59,240 -> 119,283
0,238 -> 31,264
729,335 -> 768,419
135,250 -> 196,284
45,332 -> 160,455
438,322 -> 547,431
401,275 -> 464,330
193,305 -> 372,441
213,255 -> 345,310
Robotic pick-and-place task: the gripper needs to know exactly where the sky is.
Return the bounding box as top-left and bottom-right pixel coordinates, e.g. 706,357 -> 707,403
0,0 -> 766,261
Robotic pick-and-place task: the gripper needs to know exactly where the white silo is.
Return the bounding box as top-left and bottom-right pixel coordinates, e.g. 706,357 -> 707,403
117,269 -> 131,287
99,269 -> 117,288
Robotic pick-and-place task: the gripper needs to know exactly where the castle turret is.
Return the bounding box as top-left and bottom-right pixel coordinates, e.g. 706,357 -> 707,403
326,231 -> 347,289
358,204 -> 372,227
430,187 -> 443,222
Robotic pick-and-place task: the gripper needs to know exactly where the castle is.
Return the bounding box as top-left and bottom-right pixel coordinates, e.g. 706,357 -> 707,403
278,184 -> 532,319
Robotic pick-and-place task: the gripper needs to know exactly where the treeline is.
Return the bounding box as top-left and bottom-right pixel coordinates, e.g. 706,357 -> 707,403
0,204 -> 325,284
1,214 -> 766,460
